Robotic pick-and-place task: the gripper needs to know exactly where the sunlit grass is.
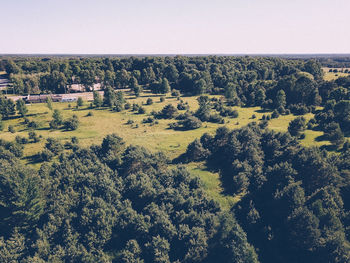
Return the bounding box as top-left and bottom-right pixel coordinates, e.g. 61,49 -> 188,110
0,91 -> 331,164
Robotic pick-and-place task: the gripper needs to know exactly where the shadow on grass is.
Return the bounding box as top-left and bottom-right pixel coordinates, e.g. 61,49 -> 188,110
23,153 -> 43,165
315,134 -> 327,142
254,109 -> 271,113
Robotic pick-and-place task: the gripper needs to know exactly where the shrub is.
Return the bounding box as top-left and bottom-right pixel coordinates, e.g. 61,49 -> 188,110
138,107 -> 146,114
142,117 -> 154,124
28,120 -> 38,129
271,110 -> 280,119
157,104 -> 178,119
171,89 -> 180,97
127,119 -> 134,125
86,111 -> 94,117
124,102 -> 131,110
40,149 -> 54,161
28,131 -> 41,143
45,137 -> 64,155
64,115 -> 79,131
132,103 -> 140,112
179,115 -> 202,130
146,98 -> 153,105
8,125 -> 15,133
160,96 -> 165,102
209,113 -> 224,124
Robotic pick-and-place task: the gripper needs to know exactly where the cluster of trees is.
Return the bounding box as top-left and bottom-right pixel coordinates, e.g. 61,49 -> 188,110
0,134 -> 259,262
182,124 -> 350,263
1,56 -> 323,106
49,109 -> 79,131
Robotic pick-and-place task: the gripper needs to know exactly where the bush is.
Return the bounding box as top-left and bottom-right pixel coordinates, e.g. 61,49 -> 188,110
157,104 -> 178,119
86,111 -> 94,117
142,117 -> 154,124
138,107 -> 146,114
28,120 -> 38,129
40,149 -> 54,161
171,89 -> 180,97
113,102 -> 124,112
132,103 -> 140,112
64,115 -> 79,130
124,102 -> 131,110
8,125 -> 15,133
177,102 -> 188,110
209,113 -> 224,124
259,120 -> 269,129
15,135 -> 28,144
289,104 -> 310,115
160,96 -> 165,102
179,115 -> 202,130
28,131 -> 41,143
45,137 -> 64,155
271,110 -> 280,119
127,119 -> 134,125
146,98 -> 153,105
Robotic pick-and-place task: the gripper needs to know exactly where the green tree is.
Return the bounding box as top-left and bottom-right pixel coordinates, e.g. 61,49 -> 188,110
76,97 -> 84,108
130,77 -> 141,97
93,90 -> 103,108
288,116 -> 307,137
46,96 -> 53,110
275,89 -> 286,108
16,99 -> 28,117
160,78 -> 170,94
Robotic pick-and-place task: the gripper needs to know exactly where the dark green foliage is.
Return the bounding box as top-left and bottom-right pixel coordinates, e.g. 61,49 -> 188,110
0,98 -> 15,119
146,98 -> 153,105
49,109 -> 63,129
156,104 -> 178,119
324,122 -> 345,147
8,125 -> 15,133
64,114 -> 79,130
15,99 -> 28,117
76,97 -> 84,108
288,116 -> 307,137
184,125 -> 350,263
0,133 -> 262,262
44,137 -> 64,155
93,90 -> 103,107
138,106 -> 146,114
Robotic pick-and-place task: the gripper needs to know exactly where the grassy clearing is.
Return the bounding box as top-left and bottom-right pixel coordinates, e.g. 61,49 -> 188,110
323,67 -> 350,81
0,91 -> 330,163
185,162 -> 241,210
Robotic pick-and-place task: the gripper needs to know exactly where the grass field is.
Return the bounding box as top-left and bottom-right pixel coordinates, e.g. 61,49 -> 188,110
0,92 -> 329,161
323,67 -> 350,81
0,91 -> 334,210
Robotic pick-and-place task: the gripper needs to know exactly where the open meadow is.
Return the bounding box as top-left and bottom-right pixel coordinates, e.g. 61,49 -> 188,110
0,91 -> 330,163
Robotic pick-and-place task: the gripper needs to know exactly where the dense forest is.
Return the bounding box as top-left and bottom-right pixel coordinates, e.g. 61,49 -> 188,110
181,124 -> 350,263
0,55 -> 350,262
0,134 -> 259,262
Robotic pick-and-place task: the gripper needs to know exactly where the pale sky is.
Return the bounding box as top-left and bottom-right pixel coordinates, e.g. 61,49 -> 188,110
1,0 -> 349,54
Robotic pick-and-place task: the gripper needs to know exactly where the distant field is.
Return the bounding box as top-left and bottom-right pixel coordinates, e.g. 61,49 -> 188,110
323,67 -> 350,81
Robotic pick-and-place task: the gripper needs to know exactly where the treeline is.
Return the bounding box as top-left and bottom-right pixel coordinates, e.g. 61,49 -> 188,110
182,124 -> 350,263
0,134 -> 259,262
1,56 -> 322,104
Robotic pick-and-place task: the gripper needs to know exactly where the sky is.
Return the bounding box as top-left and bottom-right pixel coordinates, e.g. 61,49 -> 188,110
0,0 -> 349,54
